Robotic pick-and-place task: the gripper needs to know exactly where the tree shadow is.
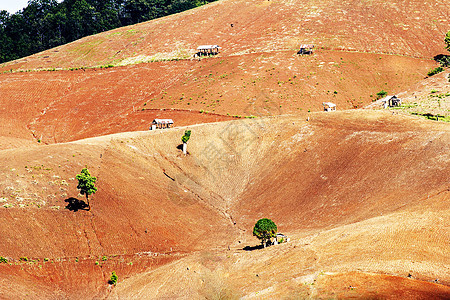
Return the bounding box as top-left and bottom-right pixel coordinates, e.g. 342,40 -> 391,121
243,244 -> 263,251
176,144 -> 183,150
434,54 -> 450,67
64,197 -> 89,212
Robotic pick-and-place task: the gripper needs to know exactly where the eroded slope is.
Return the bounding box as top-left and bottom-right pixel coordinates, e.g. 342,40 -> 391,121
0,111 -> 448,298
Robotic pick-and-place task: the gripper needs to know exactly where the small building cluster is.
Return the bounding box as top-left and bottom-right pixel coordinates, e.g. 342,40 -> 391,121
195,45 -> 221,57
381,95 -> 402,108
150,119 -> 174,130
323,102 -> 336,111
298,44 -> 315,55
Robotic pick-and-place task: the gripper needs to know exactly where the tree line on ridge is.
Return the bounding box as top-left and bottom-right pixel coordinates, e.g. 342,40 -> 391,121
0,0 -> 216,64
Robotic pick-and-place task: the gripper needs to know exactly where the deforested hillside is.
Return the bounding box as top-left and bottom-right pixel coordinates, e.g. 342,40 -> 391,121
0,112 -> 448,298
2,0 -> 448,70
0,0 -> 448,149
0,0 -> 449,298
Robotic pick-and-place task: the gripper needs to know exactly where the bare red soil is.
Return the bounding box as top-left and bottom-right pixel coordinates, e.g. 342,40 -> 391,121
0,111 -> 448,298
0,51 -> 437,147
0,0 -> 449,298
1,0 -> 448,71
0,0 -> 447,147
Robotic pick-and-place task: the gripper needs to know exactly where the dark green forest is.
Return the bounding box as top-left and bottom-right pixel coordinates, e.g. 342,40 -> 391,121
0,0 -> 216,63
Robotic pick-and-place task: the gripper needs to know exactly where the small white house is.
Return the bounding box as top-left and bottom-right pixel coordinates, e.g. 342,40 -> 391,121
150,119 -> 174,130
323,102 -> 336,112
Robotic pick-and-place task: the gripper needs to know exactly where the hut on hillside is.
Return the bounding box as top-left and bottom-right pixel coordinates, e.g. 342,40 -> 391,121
381,95 -> 402,108
150,119 -> 174,130
323,102 -> 336,112
298,44 -> 315,55
195,45 -> 221,57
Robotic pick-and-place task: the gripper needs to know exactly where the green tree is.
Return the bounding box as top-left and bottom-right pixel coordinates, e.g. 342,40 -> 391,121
76,168 -> 97,210
181,130 -> 191,155
253,218 -> 277,248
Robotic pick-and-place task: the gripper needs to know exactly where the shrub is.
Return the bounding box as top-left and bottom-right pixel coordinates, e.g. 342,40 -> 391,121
427,67 -> 444,77
181,130 -> 191,143
109,271 -> 118,285
19,257 -> 28,262
0,257 -> 7,263
376,90 -> 388,99
102,256 -> 107,261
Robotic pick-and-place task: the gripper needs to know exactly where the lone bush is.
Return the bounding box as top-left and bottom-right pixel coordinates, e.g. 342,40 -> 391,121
109,271 -> 118,285
181,130 -> 191,143
376,90 -> 388,99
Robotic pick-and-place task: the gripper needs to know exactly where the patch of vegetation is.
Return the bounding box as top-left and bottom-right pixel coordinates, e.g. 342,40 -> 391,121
430,92 -> 450,99
0,0 -> 219,64
99,64 -> 114,69
411,112 -> 450,122
427,67 -> 444,77
376,90 -> 388,99
434,54 -> 450,67
0,257 -> 8,263
109,271 -> 118,285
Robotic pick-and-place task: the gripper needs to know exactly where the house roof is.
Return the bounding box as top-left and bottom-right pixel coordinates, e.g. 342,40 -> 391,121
197,45 -> 221,50
153,119 -> 174,124
322,102 -> 336,107
381,95 -> 399,102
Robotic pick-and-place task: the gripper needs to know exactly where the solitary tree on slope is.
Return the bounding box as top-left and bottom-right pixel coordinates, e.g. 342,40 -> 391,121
253,218 -> 277,248
76,168 -> 97,210
181,130 -> 191,155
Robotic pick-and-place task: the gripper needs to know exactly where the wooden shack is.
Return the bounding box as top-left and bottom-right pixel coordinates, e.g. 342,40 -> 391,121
195,45 -> 221,57
322,102 -> 336,111
382,95 -> 402,108
150,119 -> 174,130
298,44 -> 315,55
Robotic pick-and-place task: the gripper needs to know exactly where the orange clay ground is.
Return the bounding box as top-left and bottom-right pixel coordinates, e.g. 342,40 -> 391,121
0,0 -> 449,298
